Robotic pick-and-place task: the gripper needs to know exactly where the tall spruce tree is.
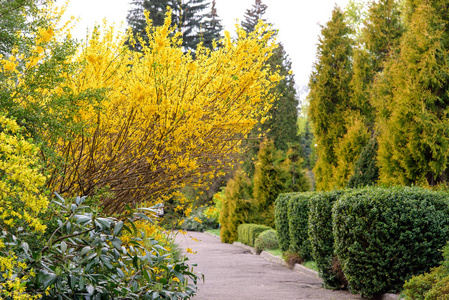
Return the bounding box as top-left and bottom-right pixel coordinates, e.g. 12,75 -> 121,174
241,0 -> 268,33
376,0 -> 449,186
200,0 -> 223,50
307,6 -> 354,191
126,0 -> 210,52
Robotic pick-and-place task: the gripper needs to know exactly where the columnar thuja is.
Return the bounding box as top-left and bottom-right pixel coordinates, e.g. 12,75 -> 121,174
51,11 -> 281,213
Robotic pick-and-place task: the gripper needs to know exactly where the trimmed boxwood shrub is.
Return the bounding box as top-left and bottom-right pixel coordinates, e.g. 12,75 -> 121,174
333,186 -> 449,298
287,192 -> 315,261
275,193 -> 294,252
254,229 -> 279,254
308,190 -> 347,289
237,223 -> 272,247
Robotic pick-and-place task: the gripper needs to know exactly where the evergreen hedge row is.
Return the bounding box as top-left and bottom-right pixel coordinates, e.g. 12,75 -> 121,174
237,223 -> 272,247
287,192 -> 314,261
275,186 -> 449,298
274,193 -> 293,252
333,186 -> 449,297
308,190 -> 347,289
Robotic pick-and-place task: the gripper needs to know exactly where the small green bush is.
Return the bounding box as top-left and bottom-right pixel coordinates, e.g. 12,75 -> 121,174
308,190 -> 347,289
275,193 -> 293,252
333,186 -> 449,298
237,223 -> 272,247
288,192 -> 315,261
403,266 -> 445,300
254,229 -> 279,254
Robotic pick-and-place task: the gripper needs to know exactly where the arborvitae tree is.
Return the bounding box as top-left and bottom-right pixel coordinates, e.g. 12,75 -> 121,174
241,0 -> 268,33
281,145 -> 311,193
252,139 -> 286,227
332,116 -> 370,187
199,0 -> 223,50
298,117 -> 315,170
126,0 -> 210,52
219,168 -> 252,243
347,135 -> 379,188
307,6 -> 353,191
376,1 -> 449,186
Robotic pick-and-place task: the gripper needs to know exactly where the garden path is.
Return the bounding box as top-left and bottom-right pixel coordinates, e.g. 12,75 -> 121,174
175,231 -> 362,300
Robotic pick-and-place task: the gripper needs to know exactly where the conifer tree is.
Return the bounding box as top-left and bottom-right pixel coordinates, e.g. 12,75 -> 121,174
241,0 -> 268,33
252,139 -> 286,227
200,0 -> 223,50
307,6 -> 353,190
219,169 -> 252,243
126,0 -> 210,52
263,44 -> 300,151
376,1 -> 449,186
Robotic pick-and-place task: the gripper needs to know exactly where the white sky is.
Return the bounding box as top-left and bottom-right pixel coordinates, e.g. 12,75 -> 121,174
61,0 -> 352,95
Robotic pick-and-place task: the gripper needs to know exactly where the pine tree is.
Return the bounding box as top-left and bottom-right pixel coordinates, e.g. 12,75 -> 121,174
307,6 -> 354,191
241,0 -> 268,33
376,1 -> 449,186
200,0 -> 223,50
347,135 -> 379,188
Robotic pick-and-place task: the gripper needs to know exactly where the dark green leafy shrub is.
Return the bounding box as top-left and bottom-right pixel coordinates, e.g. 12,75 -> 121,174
237,223 -> 272,247
333,186 -> 449,298
4,194 -> 200,299
308,190 -> 347,289
274,193 -> 293,252
254,229 -> 279,254
287,192 -> 314,261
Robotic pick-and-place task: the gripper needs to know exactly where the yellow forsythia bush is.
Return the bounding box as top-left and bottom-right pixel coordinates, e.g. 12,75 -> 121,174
48,11 -> 281,213
0,115 -> 48,299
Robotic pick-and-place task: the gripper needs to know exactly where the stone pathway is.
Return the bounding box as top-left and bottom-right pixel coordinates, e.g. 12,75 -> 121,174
175,231 -> 362,300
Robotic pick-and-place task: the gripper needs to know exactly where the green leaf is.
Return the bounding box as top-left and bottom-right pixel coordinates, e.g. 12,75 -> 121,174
111,237 -> 122,250
113,221 -> 124,236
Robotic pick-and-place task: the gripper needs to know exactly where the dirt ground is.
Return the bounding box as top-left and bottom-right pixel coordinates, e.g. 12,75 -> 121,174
175,231 -> 362,300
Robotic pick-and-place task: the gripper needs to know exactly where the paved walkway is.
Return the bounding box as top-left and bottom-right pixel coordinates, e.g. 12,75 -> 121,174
175,231 -> 362,300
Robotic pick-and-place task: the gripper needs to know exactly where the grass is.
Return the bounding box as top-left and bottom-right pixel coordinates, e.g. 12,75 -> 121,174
267,248 -> 283,257
303,260 -> 318,272
206,228 -> 220,237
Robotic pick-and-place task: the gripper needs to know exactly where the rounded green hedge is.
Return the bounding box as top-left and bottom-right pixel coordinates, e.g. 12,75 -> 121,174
254,229 -> 279,254
275,193 -> 294,252
237,223 -> 272,247
287,192 -> 315,261
333,186 -> 449,298
308,190 -> 346,289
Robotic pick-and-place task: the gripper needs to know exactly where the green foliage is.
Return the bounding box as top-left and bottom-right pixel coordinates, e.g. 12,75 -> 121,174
308,190 -> 347,289
3,194 -> 200,299
274,193 -> 293,252
253,139 -> 286,228
333,186 -> 449,298
287,192 -> 314,261
219,169 -> 252,244
347,135 -> 379,188
254,229 -> 278,254
237,223 -> 271,247
376,1 -> 449,186
181,207 -> 219,232
308,6 -> 354,191
126,0 -> 211,52
403,266 -> 445,300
